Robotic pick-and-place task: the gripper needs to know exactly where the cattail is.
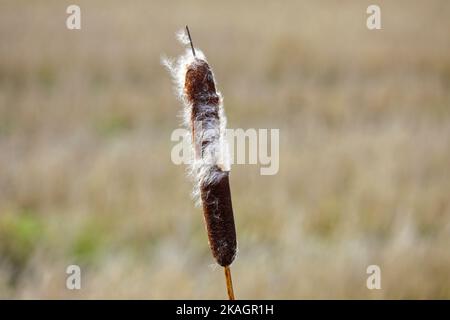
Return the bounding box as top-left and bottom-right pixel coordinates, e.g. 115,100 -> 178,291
164,26 -> 237,299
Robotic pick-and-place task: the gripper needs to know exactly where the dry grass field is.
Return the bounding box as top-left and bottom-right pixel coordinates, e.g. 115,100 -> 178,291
0,0 -> 449,298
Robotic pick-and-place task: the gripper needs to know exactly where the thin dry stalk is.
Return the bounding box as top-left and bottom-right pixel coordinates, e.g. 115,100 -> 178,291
224,265 -> 235,300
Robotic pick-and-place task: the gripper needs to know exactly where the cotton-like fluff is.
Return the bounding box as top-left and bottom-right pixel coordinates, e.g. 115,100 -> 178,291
162,35 -> 231,203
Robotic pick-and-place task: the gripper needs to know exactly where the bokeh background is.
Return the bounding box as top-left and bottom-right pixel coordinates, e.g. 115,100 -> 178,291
0,0 -> 449,299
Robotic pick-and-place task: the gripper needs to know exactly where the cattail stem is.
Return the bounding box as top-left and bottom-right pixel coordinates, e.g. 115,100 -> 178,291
224,265 -> 235,300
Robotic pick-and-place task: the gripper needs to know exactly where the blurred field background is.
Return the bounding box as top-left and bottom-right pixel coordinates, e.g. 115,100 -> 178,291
0,0 -> 449,299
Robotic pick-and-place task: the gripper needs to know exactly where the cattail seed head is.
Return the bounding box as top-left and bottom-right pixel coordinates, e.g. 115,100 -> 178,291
164,29 -> 237,267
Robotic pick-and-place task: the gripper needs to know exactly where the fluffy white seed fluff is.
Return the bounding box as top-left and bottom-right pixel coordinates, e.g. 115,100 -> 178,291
163,31 -> 231,205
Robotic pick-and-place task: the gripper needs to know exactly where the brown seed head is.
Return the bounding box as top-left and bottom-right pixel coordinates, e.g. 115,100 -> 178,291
184,59 -> 237,267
